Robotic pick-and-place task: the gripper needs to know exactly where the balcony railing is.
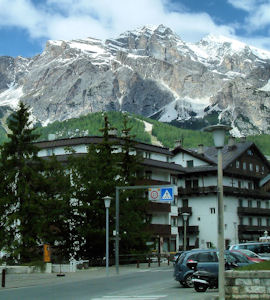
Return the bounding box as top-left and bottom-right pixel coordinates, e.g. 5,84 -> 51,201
147,201 -> 171,213
178,186 -> 270,199
178,225 -> 199,234
238,207 -> 270,216
238,225 -> 269,234
178,207 -> 192,215
147,224 -> 171,235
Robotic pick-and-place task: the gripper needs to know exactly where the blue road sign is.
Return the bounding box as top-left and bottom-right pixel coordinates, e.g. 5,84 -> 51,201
160,187 -> 173,201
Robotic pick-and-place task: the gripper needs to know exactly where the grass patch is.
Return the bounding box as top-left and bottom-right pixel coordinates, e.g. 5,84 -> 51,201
21,260 -> 46,272
236,260 -> 270,271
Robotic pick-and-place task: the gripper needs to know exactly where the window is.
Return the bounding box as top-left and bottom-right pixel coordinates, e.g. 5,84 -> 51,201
187,160 -> 194,167
262,166 -> 265,173
256,165 -> 260,172
248,182 -> 253,190
239,217 -> 243,225
193,179 -> 199,188
238,199 -> 243,207
248,200 -> 253,208
236,161 -> 240,168
247,150 -> 253,156
238,181 -> 242,188
257,218 -> 262,226
145,170 -> 152,179
266,201 -> 269,209
267,219 -> 270,227
171,217 -> 178,227
185,180 -> 192,189
182,199 -> 189,208
197,252 -> 217,262
210,208 -> 216,214
249,217 -> 253,226
257,201 -> 261,208
249,163 -> 253,171
144,152 -> 151,159
171,175 -> 177,185
243,162 -> 246,170
46,148 -> 54,156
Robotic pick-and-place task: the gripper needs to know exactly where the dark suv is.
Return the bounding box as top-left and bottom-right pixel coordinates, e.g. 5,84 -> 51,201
173,249 -> 251,287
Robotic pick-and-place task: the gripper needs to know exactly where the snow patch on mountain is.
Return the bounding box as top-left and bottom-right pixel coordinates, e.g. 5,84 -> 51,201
0,85 -> 23,109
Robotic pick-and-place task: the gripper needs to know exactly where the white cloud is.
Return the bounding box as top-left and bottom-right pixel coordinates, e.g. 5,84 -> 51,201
0,0 -> 236,43
227,0 -> 270,32
0,0 -> 269,53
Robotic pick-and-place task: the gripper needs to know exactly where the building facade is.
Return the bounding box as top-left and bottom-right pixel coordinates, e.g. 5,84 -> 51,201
35,135 -> 270,254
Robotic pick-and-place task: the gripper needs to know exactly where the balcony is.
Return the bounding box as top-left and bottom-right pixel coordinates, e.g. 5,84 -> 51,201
238,225 -> 269,234
147,201 -> 171,213
178,186 -> 270,199
178,207 -> 192,215
238,207 -> 270,216
147,224 -> 171,235
178,225 -> 199,234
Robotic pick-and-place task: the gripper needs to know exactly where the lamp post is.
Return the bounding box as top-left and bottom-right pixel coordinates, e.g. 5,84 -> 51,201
182,212 -> 190,251
103,196 -> 112,276
204,124 -> 231,300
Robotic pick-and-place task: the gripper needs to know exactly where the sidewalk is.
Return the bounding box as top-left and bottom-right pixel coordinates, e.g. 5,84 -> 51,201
0,262 -> 170,289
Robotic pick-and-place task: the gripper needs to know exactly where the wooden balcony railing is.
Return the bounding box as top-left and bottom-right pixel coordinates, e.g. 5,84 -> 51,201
147,224 -> 171,235
238,225 -> 269,234
178,225 -> 199,234
238,207 -> 270,216
147,201 -> 171,213
178,207 -> 192,215
178,186 -> 270,199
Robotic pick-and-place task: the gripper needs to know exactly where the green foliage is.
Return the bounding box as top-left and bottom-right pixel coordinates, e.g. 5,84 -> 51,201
0,102 -> 45,262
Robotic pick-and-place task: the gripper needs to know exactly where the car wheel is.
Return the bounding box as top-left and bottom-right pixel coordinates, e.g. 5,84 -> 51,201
194,283 -> 207,292
183,273 -> 194,288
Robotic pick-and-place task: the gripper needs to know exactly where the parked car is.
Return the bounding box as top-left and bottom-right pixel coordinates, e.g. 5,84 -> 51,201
173,249 -> 252,288
229,242 -> 270,260
230,249 -> 266,263
172,251 -> 183,265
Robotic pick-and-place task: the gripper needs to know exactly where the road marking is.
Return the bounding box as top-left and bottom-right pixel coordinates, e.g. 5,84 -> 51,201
92,296 -> 167,299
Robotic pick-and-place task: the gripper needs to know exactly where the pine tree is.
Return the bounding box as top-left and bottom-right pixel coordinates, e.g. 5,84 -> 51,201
118,115 -> 150,254
0,102 -> 45,262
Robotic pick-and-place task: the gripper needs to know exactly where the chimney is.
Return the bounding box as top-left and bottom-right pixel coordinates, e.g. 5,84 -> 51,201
228,136 -> 236,146
198,144 -> 204,154
48,134 -> 56,141
174,140 -> 182,148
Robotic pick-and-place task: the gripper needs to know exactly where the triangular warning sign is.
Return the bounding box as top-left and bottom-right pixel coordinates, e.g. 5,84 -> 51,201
162,189 -> 172,200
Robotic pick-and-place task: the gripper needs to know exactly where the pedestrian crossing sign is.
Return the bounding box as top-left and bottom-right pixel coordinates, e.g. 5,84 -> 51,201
160,187 -> 174,202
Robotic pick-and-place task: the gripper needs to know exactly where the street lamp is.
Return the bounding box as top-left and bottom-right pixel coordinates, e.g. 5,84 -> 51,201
103,196 -> 112,276
182,212 -> 190,251
204,124 -> 231,300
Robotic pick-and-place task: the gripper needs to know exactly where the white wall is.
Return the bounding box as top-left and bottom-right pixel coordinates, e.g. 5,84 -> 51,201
172,152 -> 209,167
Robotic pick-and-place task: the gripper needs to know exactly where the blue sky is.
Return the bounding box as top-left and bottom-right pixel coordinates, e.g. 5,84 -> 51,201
0,0 -> 270,57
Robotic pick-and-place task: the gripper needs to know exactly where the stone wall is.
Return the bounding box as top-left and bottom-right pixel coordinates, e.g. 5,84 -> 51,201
225,270 -> 270,300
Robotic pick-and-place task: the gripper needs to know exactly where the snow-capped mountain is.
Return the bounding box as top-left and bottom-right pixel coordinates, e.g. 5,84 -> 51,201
1,24 -> 270,136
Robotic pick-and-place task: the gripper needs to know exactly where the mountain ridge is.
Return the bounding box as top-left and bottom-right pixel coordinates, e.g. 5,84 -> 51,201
0,24 -> 270,137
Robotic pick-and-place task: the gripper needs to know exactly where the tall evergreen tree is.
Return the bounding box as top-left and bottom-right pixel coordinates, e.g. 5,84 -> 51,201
118,115 -> 150,254
0,102 -> 45,262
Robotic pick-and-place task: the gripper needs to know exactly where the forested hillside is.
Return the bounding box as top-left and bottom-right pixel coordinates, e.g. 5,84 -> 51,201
1,111 -> 270,155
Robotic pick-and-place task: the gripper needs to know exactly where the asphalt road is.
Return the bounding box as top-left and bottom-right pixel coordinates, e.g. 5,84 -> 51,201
0,266 -> 218,300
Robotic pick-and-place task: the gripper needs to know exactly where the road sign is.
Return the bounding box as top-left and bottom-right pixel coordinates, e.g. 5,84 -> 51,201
148,188 -> 160,201
160,187 -> 174,201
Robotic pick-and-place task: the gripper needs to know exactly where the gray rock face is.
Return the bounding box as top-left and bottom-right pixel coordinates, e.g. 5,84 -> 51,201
0,24 -> 270,136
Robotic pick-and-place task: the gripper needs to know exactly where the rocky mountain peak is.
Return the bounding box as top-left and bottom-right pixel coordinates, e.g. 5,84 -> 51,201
0,25 -> 270,137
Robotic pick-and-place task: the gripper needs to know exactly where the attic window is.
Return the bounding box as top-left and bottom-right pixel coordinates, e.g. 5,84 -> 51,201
187,160 -> 194,167
236,160 -> 240,168
247,150 -> 253,156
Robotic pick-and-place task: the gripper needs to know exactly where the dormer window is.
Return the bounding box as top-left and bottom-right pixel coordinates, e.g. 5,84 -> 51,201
247,150 -> 253,156
187,160 -> 194,167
